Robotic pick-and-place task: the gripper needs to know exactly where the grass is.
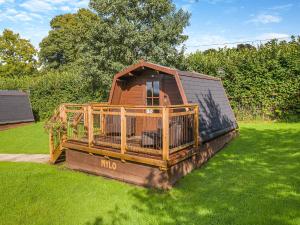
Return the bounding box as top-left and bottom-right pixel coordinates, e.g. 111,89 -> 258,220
0,122 -> 48,154
0,122 -> 299,225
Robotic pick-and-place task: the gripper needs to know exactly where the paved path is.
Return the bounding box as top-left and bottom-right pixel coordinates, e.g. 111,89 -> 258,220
0,154 -> 49,163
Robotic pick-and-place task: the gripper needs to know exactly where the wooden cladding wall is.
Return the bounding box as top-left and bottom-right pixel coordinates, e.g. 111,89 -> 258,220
110,70 -> 183,106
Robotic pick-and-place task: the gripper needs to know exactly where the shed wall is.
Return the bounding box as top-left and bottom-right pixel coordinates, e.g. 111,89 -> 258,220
111,71 -> 183,106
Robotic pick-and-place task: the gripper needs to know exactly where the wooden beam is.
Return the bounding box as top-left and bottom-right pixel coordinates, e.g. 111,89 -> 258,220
127,145 -> 162,156
63,142 -> 166,168
170,111 -> 194,117
88,105 -> 93,147
93,111 -> 120,116
65,109 -> 84,113
169,142 -> 194,154
100,108 -> 105,134
121,107 -> 126,154
125,112 -> 162,118
94,140 -> 120,149
194,105 -> 199,147
162,107 -> 169,160
59,104 -> 67,142
49,129 -> 54,161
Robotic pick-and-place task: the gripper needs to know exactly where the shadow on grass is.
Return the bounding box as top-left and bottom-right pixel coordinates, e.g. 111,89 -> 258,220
86,125 -> 300,225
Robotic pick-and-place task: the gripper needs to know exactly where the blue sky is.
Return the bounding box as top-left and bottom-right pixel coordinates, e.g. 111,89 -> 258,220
0,0 -> 299,53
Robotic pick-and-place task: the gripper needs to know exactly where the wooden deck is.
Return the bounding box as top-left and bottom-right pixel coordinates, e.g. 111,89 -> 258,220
64,129 -> 237,189
48,103 -> 199,167
47,103 -> 237,188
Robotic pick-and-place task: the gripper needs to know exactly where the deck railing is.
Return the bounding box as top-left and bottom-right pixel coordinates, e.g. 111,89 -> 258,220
49,103 -> 199,163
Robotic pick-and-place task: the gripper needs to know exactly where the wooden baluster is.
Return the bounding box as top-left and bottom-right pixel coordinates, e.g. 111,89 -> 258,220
59,104 -> 67,143
162,107 -> 169,160
49,129 -> 54,162
194,105 -> 199,147
100,108 -> 105,134
121,107 -> 126,154
88,105 -> 93,147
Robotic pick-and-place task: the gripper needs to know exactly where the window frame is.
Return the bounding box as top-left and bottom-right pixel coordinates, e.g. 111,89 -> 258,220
146,80 -> 160,106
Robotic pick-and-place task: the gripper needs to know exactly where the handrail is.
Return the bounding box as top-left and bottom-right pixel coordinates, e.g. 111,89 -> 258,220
48,102 -> 199,164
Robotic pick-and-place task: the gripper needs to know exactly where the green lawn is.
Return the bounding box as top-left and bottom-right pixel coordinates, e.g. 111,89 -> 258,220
0,122 -> 48,154
0,122 -> 299,225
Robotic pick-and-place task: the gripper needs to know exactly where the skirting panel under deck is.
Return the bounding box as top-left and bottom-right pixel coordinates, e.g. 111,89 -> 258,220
66,130 -> 238,189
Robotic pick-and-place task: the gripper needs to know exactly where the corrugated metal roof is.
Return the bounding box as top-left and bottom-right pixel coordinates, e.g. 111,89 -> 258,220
0,90 -> 35,124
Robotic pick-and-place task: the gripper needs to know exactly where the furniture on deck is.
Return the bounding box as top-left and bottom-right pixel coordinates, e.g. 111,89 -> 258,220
105,116 -> 136,137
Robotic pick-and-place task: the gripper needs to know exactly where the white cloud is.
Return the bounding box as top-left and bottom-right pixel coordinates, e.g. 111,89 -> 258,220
20,0 -> 53,12
256,33 -> 290,40
60,6 -> 71,11
184,33 -> 230,53
269,4 -> 293,11
18,0 -> 89,13
0,8 -> 42,22
14,13 -> 32,21
0,0 -> 14,4
248,14 -> 282,24
181,4 -> 192,12
72,0 -> 89,8
201,0 -> 234,4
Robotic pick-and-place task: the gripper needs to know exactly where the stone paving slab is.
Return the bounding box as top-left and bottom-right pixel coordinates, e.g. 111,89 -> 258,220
0,154 -> 49,163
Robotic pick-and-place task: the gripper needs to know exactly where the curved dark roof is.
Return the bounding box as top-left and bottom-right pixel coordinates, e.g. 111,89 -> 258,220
179,75 -> 237,142
0,90 -> 34,124
177,70 -> 220,81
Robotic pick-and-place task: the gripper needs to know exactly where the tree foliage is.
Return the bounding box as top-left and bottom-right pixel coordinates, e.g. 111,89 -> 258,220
0,29 -> 37,77
186,38 -> 300,120
39,9 -> 98,69
80,0 -> 190,99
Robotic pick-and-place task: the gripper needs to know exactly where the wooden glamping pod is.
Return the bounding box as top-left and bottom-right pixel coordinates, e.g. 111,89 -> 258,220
48,60 -> 238,189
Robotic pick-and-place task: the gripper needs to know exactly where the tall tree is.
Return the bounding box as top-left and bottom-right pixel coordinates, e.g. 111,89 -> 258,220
82,0 -> 190,98
0,29 -> 37,77
39,9 -> 98,69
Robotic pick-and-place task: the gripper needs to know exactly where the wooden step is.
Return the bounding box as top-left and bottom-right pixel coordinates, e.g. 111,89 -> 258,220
50,145 -> 65,164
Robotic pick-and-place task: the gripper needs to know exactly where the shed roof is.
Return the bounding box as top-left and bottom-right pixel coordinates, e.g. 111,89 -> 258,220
110,60 -> 237,141
0,90 -> 35,125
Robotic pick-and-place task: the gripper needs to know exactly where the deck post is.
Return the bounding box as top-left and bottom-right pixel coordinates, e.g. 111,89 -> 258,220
59,104 -> 67,142
100,108 -> 105,134
194,105 -> 199,147
121,107 -> 126,154
162,107 -> 169,161
49,129 -> 54,161
88,105 -> 93,147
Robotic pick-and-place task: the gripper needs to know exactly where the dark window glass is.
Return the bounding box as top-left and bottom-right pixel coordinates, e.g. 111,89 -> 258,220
146,80 -> 160,106
147,98 -> 152,106
153,81 -> 159,97
153,98 -> 159,106
146,82 -> 152,97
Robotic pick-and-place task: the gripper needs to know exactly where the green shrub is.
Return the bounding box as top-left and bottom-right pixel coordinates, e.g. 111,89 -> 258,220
0,69 -> 99,120
186,38 -> 300,121
29,69 -> 96,120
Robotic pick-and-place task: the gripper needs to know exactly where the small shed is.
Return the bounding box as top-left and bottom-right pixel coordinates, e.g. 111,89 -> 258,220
0,90 -> 34,125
